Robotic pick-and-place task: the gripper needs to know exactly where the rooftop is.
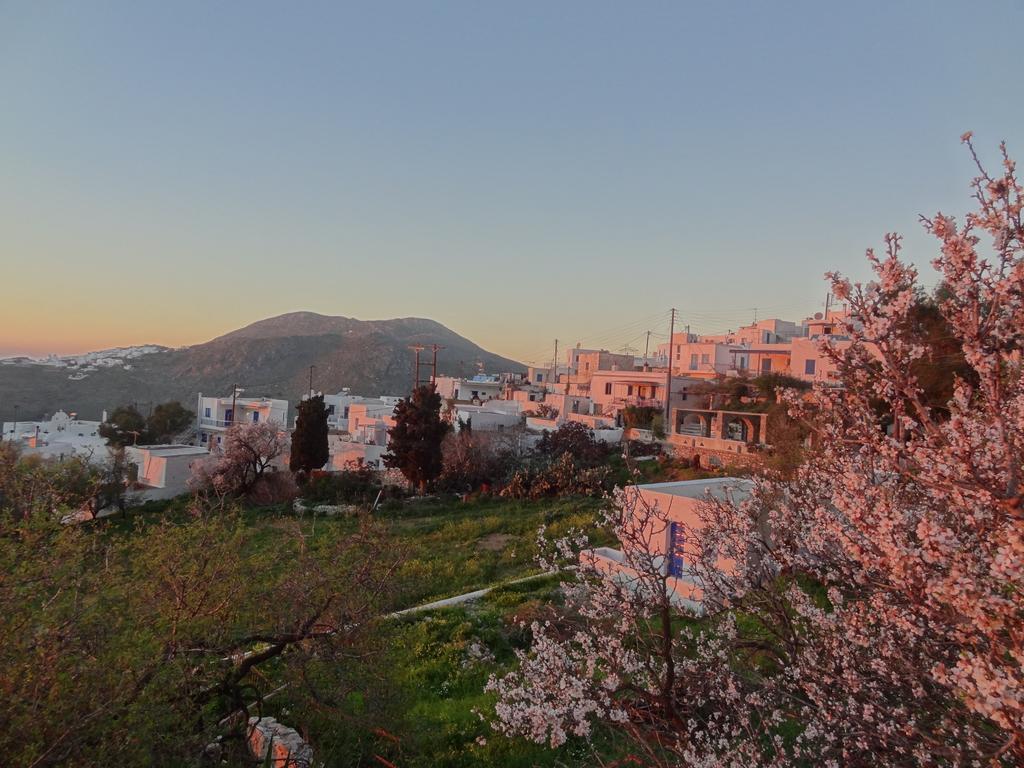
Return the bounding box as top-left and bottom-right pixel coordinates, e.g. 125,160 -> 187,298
636,477 -> 753,502
131,444 -> 209,457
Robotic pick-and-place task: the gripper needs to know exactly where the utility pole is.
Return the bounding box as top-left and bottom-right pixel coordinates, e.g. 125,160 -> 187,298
408,345 -> 426,392
664,309 -> 676,435
308,365 -> 316,397
551,339 -> 559,389
644,331 -> 651,365
429,344 -> 445,385
230,383 -> 240,427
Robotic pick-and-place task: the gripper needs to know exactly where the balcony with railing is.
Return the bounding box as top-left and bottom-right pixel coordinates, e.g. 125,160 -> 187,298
199,417 -> 236,430
614,396 -> 663,409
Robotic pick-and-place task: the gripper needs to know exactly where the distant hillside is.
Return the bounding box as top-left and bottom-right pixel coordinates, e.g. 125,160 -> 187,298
0,312 -> 524,423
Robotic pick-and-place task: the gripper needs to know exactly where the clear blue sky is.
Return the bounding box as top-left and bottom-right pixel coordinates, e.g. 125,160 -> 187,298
2,1 -> 1021,364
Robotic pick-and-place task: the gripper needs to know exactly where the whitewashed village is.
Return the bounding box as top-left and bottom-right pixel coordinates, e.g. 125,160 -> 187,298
3,307 -> 849,504
4,3 -> 1022,766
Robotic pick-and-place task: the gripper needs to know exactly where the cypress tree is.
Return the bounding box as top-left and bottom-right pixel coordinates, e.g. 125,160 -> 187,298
383,384 -> 448,493
290,394 -> 330,473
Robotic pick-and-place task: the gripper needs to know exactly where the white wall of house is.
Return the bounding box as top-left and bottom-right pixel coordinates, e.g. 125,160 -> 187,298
453,403 -> 522,432
126,445 -> 209,500
328,442 -> 387,470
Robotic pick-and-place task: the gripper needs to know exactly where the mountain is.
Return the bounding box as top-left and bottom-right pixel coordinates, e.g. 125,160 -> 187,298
0,313 -> 524,423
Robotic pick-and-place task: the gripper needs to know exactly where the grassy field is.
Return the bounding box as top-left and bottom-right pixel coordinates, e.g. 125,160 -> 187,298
101,494 -> 624,765
274,495 -> 625,766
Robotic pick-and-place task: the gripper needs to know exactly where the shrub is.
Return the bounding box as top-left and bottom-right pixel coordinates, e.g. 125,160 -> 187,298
536,422 -> 609,467
303,462 -> 384,505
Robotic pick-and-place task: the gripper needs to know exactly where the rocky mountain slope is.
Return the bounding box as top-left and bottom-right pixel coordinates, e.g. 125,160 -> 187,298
0,312 -> 523,422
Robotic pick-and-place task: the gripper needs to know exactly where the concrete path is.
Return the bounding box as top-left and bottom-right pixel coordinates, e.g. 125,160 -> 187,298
389,569 -> 567,617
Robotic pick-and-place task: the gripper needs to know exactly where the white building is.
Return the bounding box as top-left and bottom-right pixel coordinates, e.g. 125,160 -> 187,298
196,393 -> 289,450
320,391 -> 402,432
434,374 -> 505,403
452,399 -> 524,432
526,365 -> 569,391
321,396 -> 402,471
2,409 -> 109,460
126,444 -> 209,500
586,478 -> 753,612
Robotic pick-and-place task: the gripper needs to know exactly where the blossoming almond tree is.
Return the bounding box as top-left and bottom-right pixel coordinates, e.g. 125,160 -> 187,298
488,136 -> 1024,766
190,420 -> 289,497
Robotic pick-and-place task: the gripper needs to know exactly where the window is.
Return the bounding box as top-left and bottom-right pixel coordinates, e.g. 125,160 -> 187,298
326,405 -> 335,415
252,412 -> 260,423
805,359 -> 816,375
604,382 -> 612,395
668,522 -> 686,578
823,326 -> 833,334
701,353 -> 710,364
535,373 -> 543,383
689,353 -> 698,370
204,407 -> 211,418
761,358 -> 772,373
200,432 -> 207,443
585,362 -> 590,371
343,406 -> 350,418
627,385 -> 633,396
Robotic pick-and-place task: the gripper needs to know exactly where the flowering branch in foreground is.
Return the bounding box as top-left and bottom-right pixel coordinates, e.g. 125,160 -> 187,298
488,136 -> 1024,766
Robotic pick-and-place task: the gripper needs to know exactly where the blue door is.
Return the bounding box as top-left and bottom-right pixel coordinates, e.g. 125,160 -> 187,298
224,408 -> 233,425
668,522 -> 685,578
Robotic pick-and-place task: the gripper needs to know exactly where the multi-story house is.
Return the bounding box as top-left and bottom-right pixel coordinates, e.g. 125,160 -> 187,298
658,335 -> 750,379
196,393 -> 289,449
320,391 -> 401,432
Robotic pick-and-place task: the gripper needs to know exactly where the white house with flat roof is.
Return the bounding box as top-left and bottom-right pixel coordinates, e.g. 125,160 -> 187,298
126,444 -> 210,499
196,393 -> 289,450
585,478 -> 754,612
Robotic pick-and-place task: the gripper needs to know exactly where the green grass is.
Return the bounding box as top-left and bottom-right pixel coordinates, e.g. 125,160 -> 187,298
79,493 -> 630,765
329,571 -> 633,768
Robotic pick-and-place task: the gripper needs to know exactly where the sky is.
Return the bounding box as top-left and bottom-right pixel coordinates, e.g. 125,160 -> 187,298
2,1 -> 1022,365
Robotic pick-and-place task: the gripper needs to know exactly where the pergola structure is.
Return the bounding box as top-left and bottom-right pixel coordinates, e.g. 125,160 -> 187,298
672,407 -> 767,445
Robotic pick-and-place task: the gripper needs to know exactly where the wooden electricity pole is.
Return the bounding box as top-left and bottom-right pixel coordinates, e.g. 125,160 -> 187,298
664,309 -> 676,433
408,345 -> 425,392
